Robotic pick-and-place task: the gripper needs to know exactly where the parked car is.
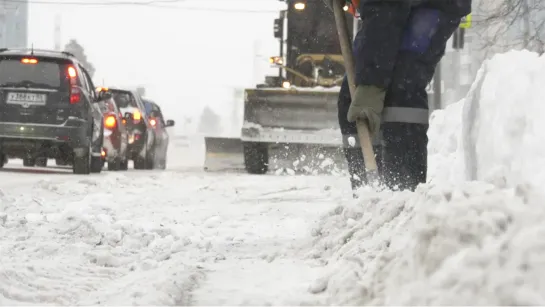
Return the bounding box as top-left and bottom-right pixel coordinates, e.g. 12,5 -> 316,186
96,87 -> 130,171
107,88 -> 155,169
141,98 -> 175,169
0,48 -> 104,174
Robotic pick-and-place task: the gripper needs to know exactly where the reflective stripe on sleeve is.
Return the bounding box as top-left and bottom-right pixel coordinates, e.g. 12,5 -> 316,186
382,107 -> 429,124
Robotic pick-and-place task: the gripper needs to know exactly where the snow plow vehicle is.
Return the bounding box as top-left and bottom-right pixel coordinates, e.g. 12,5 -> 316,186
204,0 -> 356,174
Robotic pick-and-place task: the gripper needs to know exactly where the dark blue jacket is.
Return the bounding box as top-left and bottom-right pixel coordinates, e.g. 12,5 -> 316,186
353,0 -> 471,88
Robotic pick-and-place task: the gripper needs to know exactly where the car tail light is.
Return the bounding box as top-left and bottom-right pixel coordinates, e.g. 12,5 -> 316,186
70,86 -> 81,104
21,58 -> 38,64
133,110 -> 141,120
104,115 -> 116,129
133,110 -> 142,124
67,65 -> 80,104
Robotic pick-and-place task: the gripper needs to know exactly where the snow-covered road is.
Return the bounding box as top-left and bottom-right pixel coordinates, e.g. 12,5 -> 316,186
4,50 -> 545,305
0,157 -> 349,305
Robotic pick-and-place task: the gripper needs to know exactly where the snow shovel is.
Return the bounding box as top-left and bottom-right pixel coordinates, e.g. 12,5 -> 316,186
332,0 -> 379,184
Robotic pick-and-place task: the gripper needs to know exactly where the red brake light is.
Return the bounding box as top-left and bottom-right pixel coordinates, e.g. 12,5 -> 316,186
66,65 -> 80,104
104,115 -> 117,129
21,58 -> 38,64
70,86 -> 81,104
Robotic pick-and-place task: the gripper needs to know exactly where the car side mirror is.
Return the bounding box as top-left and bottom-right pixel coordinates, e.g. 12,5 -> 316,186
97,91 -> 112,101
124,112 -> 133,120
166,119 -> 175,127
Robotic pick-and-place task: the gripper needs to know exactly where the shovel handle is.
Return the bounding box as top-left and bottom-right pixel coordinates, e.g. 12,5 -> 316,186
332,0 -> 378,172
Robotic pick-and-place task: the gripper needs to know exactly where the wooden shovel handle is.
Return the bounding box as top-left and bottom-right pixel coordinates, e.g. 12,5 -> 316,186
332,0 -> 378,172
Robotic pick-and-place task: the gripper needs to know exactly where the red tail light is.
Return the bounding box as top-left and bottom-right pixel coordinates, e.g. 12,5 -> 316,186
67,65 -> 80,104
70,86 -> 81,104
104,115 -> 117,129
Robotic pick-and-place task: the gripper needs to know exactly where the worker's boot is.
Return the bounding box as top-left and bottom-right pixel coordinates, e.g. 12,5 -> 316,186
381,122 -> 427,191
343,145 -> 383,198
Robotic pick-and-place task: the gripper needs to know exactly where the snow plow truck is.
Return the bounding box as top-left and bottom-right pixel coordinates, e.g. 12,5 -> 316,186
204,0 -> 361,174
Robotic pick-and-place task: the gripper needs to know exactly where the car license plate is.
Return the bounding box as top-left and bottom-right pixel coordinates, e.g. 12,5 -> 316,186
6,92 -> 47,106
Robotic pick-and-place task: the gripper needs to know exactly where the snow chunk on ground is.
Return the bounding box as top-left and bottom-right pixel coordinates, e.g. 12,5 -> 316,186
309,50 -> 545,305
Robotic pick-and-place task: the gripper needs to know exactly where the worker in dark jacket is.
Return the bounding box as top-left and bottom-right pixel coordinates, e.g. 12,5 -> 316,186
338,0 -> 471,192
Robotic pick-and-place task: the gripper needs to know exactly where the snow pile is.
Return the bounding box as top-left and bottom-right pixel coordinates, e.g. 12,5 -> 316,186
308,50 -> 545,305
0,174 -> 207,305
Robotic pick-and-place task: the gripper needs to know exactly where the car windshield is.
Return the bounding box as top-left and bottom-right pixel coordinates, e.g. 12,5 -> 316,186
0,57 -> 66,89
111,91 -> 138,109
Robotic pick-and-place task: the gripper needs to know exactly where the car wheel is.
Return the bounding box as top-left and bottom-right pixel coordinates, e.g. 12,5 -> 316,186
0,154 -> 6,168
157,159 -> 166,170
90,155 -> 103,173
23,158 -> 36,167
145,152 -> 155,170
36,157 -> 48,167
134,145 -> 148,170
73,147 -> 91,175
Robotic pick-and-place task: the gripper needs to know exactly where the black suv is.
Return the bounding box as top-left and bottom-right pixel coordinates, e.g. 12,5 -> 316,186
0,48 -> 106,174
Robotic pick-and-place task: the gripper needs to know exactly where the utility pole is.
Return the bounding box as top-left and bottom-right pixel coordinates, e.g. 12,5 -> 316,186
54,14 -> 61,50
0,2 -> 6,48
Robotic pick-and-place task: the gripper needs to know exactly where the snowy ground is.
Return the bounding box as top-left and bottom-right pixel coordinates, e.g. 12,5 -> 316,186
0,149 -> 352,305
2,50 -> 545,305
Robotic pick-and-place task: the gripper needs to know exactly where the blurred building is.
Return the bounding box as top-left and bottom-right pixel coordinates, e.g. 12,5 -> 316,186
0,0 -> 28,48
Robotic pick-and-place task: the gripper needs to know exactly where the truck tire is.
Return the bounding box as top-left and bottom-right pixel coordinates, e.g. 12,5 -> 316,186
243,142 -> 268,174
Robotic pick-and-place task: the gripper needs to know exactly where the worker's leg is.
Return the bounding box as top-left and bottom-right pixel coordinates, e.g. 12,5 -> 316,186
337,76 -> 382,191
381,8 -> 461,191
338,1 -> 412,191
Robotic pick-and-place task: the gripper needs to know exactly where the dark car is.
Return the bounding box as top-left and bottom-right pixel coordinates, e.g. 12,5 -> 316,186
96,87 -> 130,171
0,48 -> 105,174
141,98 -> 175,169
107,88 -> 155,169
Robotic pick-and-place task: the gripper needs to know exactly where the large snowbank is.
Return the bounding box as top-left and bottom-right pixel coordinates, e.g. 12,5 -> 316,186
309,50 -> 545,304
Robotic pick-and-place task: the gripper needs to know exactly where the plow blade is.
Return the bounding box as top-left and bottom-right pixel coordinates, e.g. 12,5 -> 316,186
243,88 -> 340,133
241,87 -> 349,175
203,137 -> 245,172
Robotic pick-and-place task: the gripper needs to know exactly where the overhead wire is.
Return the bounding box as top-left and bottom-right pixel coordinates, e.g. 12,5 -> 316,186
2,0 -> 282,12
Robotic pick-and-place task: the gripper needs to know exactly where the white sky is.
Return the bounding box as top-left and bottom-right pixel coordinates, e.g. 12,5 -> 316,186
28,0 -> 285,132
